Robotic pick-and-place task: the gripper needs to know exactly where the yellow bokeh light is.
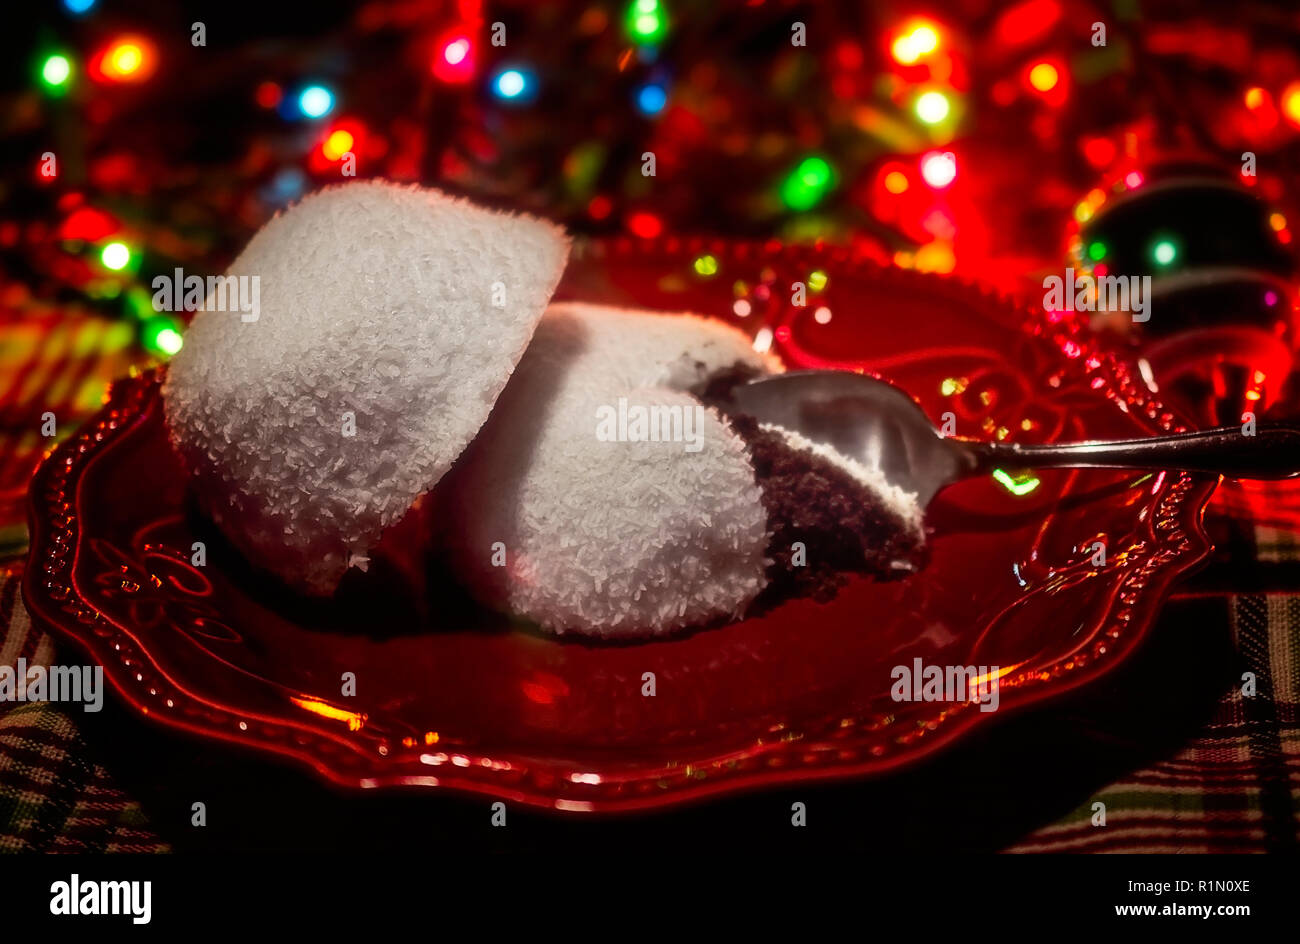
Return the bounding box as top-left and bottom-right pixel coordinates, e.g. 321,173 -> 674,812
915,90 -> 951,124
111,44 -> 143,75
100,36 -> 156,82
915,241 -> 955,274
911,27 -> 939,56
884,170 -> 909,194
323,130 -> 355,160
1282,82 -> 1300,125
891,23 -> 940,65
1029,62 -> 1059,92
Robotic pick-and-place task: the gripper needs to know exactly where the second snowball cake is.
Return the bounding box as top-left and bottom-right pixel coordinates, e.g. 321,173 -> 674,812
436,303 -> 925,637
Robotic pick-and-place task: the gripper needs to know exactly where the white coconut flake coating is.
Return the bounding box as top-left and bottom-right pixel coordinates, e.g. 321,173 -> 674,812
162,180 -> 570,595
541,301 -> 783,390
439,304 -> 774,637
762,423 -> 926,540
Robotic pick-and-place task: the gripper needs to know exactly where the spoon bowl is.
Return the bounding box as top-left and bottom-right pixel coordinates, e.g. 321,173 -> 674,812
730,370 -> 1300,507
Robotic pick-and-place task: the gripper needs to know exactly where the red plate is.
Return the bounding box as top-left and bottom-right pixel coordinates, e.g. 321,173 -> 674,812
24,239 -> 1217,812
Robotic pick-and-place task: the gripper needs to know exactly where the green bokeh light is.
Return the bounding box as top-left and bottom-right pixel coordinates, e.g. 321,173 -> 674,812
142,317 -> 184,357
780,157 -> 836,211
693,254 -> 718,276
154,328 -> 184,356
1152,239 -> 1177,266
627,0 -> 667,44
100,241 -> 131,270
41,54 -> 72,88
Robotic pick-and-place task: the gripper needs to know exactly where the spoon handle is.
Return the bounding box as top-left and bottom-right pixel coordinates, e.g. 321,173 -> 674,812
967,424 -> 1300,480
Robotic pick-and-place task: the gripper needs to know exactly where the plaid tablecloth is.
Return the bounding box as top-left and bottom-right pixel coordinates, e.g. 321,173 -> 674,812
0,565 -> 168,852
0,308 -> 168,852
1002,479 -> 1300,853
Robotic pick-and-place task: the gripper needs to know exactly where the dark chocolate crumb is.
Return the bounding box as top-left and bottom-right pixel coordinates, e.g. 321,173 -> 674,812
724,412 -> 927,612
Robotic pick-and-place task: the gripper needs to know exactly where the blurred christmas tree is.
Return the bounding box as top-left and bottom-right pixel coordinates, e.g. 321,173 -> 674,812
1,0 -> 1298,358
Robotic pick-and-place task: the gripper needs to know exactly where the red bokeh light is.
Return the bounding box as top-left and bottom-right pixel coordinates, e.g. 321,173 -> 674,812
255,82 -> 283,109
432,30 -> 475,84
1082,136 -> 1117,169
627,211 -> 663,238
59,207 -> 120,242
994,0 -> 1062,47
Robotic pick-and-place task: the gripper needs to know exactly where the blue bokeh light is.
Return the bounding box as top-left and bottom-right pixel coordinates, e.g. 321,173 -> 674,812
636,83 -> 667,115
298,85 -> 334,118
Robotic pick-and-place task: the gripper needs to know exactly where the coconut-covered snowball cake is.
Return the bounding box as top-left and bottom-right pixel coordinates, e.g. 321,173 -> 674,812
436,302 -> 925,638
162,181 -> 569,595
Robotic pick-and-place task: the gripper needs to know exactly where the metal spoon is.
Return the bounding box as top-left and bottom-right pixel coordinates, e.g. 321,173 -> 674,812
729,370 -> 1300,507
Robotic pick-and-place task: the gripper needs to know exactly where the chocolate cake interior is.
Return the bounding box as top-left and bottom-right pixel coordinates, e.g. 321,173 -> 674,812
697,364 -> 925,608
